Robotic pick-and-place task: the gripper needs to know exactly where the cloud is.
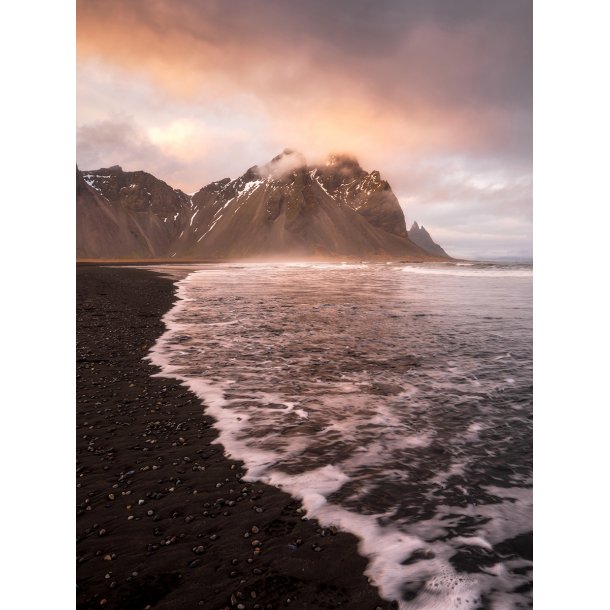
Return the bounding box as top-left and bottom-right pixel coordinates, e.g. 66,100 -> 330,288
76,0 -> 531,157
256,150 -> 308,180
394,157 -> 532,258
76,119 -> 179,174
76,117 -> 256,191
146,120 -> 202,161
76,0 -> 532,256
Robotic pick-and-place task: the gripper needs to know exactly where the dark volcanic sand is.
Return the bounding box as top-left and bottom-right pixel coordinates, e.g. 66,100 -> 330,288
76,266 -> 393,610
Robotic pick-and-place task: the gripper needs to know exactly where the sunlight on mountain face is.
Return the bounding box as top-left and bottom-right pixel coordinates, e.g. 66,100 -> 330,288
76,152 -> 451,261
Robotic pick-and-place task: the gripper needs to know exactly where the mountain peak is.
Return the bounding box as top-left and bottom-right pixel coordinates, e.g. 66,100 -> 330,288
95,165 -> 123,173
259,150 -> 307,180
408,221 -> 450,258
271,148 -> 301,161
326,153 -> 362,171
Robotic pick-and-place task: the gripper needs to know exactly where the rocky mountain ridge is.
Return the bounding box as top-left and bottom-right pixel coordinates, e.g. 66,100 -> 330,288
76,151 -> 451,261
407,221 -> 450,258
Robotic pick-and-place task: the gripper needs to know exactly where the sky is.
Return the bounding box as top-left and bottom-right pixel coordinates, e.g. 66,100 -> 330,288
76,0 -> 532,259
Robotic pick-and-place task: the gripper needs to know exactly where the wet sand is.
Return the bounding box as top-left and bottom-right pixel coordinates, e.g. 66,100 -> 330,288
76,265 -> 394,610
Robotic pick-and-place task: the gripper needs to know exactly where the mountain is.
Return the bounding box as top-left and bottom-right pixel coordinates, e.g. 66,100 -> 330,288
180,150 -> 432,259
407,221 -> 450,258
76,165 -> 191,258
76,152 -> 451,261
315,154 -> 407,237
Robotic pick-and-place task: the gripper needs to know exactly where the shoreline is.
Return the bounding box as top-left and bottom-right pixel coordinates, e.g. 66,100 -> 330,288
76,253 -> 454,265
76,265 -> 394,610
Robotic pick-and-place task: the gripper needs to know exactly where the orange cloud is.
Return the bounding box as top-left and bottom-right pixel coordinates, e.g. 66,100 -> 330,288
76,0 -> 532,257
77,0 -> 531,164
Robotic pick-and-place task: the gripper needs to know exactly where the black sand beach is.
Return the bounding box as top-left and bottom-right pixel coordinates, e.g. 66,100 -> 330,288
76,265 -> 393,610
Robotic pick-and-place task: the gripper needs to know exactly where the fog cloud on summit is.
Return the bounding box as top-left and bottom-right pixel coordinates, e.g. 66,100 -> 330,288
77,0 -> 532,259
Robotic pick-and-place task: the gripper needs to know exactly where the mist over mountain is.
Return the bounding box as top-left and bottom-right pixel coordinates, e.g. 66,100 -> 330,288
76,151 -> 451,261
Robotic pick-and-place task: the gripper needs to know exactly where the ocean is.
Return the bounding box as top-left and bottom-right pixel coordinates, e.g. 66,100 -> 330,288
149,261 -> 533,609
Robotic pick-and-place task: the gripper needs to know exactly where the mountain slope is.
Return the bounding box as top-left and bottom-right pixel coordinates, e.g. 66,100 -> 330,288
177,151 -> 433,259
315,154 -> 407,237
76,165 -> 192,258
407,221 -> 450,258
76,152 -> 451,261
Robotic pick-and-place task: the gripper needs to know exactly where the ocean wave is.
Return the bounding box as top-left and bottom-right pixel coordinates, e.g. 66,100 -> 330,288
147,263 -> 532,608
397,264 -> 533,278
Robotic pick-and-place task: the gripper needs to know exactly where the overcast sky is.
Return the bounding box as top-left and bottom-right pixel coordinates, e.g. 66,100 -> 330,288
76,0 -> 532,259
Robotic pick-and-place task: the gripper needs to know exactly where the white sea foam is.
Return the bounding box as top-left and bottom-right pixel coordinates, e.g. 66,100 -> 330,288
398,265 -> 532,278
147,263 -> 532,609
